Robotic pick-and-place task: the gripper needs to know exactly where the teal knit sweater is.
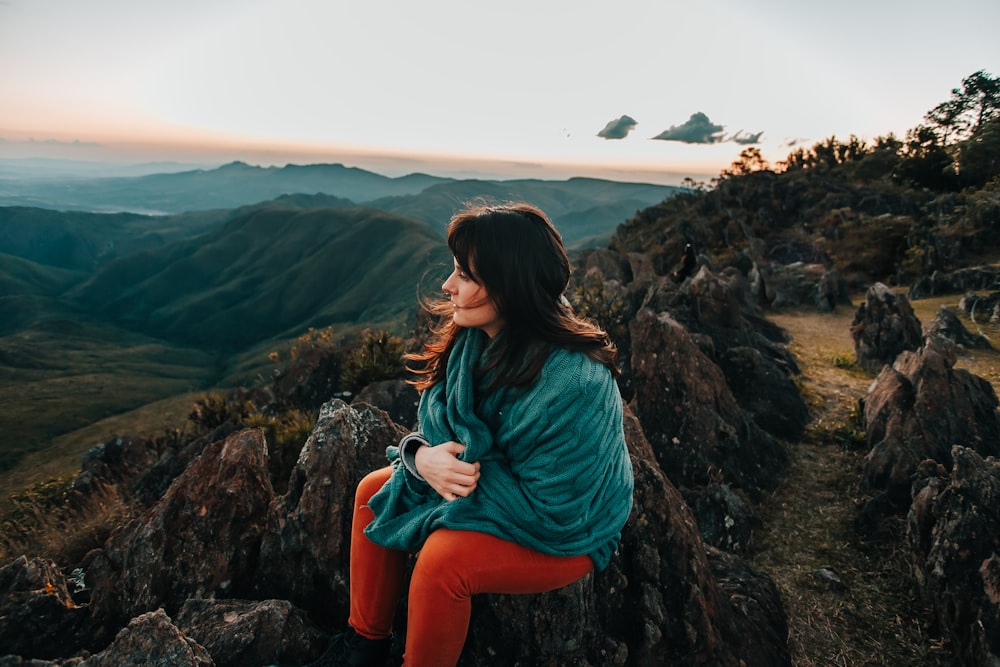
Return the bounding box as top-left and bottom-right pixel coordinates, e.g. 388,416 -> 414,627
364,328 -> 634,571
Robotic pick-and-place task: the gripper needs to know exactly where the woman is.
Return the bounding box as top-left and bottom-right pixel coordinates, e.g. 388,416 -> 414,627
308,201 -> 634,667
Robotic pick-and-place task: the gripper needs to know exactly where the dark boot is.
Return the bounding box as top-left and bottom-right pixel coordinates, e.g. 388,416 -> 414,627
303,628 -> 392,667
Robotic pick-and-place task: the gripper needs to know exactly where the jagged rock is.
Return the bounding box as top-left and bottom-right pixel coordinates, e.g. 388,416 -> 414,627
925,305 -> 992,350
908,447 -> 1000,666
719,345 -> 808,442
462,407 -> 788,666
682,483 -> 756,552
636,269 -> 807,443
72,435 -> 164,500
352,379 -> 420,430
135,424 -> 238,507
0,556 -> 87,659
859,337 -> 1000,528
629,307 -> 788,503
764,262 -> 851,312
703,546 -> 790,666
850,282 -> 923,372
625,251 -> 656,284
252,401 -> 405,627
79,609 -> 213,666
175,598 -> 326,667
584,247 -> 632,283
81,428 -> 275,644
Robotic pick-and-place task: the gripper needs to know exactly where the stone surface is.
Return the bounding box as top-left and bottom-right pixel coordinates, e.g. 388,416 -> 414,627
850,282 -> 923,372
860,336 -> 1000,526
79,609 -> 213,667
908,447 -> 1000,667
82,428 -> 275,643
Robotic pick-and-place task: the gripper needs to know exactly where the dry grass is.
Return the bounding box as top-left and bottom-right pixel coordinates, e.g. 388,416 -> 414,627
0,390 -> 205,517
753,294 -> 1000,666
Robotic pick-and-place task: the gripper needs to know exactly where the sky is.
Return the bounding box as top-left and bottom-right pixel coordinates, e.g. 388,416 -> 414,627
1,0 -> 998,185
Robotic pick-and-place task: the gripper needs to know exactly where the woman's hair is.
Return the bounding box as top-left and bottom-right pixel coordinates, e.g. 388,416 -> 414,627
407,200 -> 618,391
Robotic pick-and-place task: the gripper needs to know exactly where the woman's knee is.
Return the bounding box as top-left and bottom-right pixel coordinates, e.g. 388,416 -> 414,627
355,466 -> 393,507
411,529 -> 468,595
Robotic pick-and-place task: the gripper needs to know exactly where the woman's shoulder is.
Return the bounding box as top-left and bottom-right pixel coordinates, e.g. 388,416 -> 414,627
540,345 -> 616,391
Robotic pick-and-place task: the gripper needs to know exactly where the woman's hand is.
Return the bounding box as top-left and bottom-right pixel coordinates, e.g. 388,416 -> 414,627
415,440 -> 480,502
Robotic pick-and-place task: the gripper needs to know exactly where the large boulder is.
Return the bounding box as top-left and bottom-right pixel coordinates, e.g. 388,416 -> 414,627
175,598 -> 327,667
925,305 -> 992,351
908,447 -> 1000,667
252,401 -> 405,627
636,269 -> 807,444
81,428 -> 275,644
79,608 -> 213,667
850,282 -> 923,372
859,336 -> 1000,528
629,307 -> 788,502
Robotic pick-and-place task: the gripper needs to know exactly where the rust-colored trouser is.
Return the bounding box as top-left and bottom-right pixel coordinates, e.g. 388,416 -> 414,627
349,466 -> 594,667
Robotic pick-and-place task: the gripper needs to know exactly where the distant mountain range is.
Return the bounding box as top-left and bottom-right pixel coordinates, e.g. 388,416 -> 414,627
0,160 -> 678,247
0,162 -> 677,464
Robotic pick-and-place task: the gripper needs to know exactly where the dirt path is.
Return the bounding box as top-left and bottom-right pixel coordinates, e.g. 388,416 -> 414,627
749,300 -> 1000,667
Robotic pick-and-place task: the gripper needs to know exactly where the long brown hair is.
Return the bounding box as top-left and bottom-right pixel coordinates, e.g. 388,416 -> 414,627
407,201 -> 618,392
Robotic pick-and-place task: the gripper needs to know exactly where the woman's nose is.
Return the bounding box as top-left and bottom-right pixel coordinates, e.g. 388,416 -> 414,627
442,273 -> 456,294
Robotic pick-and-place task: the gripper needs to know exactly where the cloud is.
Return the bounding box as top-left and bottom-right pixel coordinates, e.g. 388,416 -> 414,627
651,112 -> 726,144
730,130 -> 764,145
597,115 -> 638,140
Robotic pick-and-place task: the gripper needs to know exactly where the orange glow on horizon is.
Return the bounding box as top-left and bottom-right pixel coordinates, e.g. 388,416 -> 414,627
1,122 -> 723,186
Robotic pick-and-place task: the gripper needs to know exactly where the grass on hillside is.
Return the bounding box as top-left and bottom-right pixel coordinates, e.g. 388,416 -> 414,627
753,294 -> 1000,667
0,319 -> 220,475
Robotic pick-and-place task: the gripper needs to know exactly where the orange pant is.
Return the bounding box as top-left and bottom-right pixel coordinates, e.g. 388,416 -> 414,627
348,466 -> 594,667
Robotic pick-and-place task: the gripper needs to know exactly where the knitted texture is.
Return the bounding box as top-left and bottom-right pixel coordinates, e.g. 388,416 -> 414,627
364,328 -> 633,570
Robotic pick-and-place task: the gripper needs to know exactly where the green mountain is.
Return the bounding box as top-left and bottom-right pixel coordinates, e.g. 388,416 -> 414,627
69,206 -> 451,349
0,252 -> 83,300
0,206 -> 231,271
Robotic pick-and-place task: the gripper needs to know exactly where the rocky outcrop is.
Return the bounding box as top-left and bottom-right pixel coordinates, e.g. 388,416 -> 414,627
0,556 -> 88,660
925,305 -> 992,350
352,378 -> 420,430
850,282 -> 923,372
81,428 -> 276,645
908,447 -> 1000,667
630,307 -> 788,502
251,401 -> 405,627
764,262 -> 852,312
908,265 -> 1000,300
859,336 -> 1000,529
80,609 -> 213,666
636,268 -> 807,444
0,399 -> 791,666
175,598 -> 327,667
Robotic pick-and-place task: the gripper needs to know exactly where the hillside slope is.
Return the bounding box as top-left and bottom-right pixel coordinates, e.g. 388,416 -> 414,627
69,206 -> 451,349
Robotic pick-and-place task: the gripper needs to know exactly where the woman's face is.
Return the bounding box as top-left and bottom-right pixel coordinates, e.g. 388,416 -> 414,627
442,258 -> 504,338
